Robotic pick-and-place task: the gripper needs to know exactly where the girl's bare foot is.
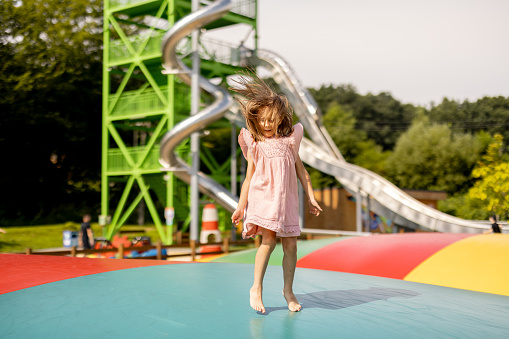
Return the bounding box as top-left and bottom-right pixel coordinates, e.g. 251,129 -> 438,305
250,287 -> 265,313
283,290 -> 302,312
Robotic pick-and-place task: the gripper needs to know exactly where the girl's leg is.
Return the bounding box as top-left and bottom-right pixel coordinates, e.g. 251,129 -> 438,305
250,227 -> 277,313
281,236 -> 301,312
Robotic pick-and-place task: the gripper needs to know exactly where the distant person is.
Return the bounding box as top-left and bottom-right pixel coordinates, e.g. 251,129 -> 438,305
79,214 -> 94,249
230,71 -> 322,313
484,216 -> 501,234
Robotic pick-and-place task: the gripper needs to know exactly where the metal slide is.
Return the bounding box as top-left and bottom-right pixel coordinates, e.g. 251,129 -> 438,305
256,49 -> 345,162
159,0 -> 489,232
159,0 -> 238,212
253,49 -> 489,233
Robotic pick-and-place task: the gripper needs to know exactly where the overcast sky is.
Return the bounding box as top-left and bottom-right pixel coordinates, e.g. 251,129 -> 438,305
207,0 -> 509,107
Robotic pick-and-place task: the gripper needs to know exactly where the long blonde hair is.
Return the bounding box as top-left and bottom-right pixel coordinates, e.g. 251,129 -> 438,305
229,69 -> 293,142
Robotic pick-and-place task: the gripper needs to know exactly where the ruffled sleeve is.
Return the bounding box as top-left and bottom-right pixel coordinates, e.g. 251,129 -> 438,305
290,123 -> 304,152
238,128 -> 254,160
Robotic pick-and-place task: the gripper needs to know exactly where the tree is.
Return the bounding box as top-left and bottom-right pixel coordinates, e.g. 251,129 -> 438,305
352,140 -> 390,176
429,97 -> 509,151
0,0 -> 103,89
0,0 -> 103,224
438,193 -> 491,221
348,93 -> 418,150
323,102 -> 364,161
468,134 -> 509,220
307,102 -> 391,188
309,84 -> 418,150
308,84 -> 358,115
323,102 -> 390,175
385,118 -> 484,194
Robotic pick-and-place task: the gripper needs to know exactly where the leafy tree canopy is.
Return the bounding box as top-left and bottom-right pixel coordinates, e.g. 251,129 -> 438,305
308,102 -> 391,188
468,134 -> 509,219
322,102 -> 390,175
438,193 -> 491,221
309,84 -> 419,150
428,96 -> 509,151
385,117 -> 487,194
0,0 -> 103,225
1,0 -> 102,90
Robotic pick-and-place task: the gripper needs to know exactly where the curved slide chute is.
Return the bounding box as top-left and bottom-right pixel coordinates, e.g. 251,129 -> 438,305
159,0 -> 237,212
300,138 -> 487,233
256,49 -> 344,162
253,49 -> 490,233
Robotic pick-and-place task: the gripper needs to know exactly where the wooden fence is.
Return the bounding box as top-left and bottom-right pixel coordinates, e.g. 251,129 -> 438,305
23,229 -> 355,261
24,238 -> 258,261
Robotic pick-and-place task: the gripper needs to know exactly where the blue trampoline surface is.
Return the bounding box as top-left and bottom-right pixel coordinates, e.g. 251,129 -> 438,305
1,262 -> 509,338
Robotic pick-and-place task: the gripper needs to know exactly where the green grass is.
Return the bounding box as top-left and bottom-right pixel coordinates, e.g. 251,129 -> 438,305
0,223 -> 164,253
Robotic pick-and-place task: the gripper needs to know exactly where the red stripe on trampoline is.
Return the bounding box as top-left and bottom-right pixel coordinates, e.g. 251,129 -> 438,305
0,254 -> 185,294
296,233 -> 474,279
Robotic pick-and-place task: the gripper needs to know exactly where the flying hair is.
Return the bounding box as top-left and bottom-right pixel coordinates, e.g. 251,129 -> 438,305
229,68 -> 293,142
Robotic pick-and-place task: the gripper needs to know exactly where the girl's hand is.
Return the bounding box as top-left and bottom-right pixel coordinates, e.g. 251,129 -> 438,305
309,199 -> 322,216
231,208 -> 243,225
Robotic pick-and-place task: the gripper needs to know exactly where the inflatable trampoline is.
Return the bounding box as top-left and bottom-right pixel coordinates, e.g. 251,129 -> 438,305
2,234 -> 509,339
209,233 -> 509,296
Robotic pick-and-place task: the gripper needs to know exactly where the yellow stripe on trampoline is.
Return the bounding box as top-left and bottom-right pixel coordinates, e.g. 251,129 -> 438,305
404,234 -> 509,296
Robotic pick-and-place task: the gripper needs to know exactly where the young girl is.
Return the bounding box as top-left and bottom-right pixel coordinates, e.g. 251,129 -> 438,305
230,72 -> 322,313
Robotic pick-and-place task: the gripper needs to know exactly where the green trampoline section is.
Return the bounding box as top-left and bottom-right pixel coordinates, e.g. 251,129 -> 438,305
209,237 -> 351,265
2,261 -> 509,338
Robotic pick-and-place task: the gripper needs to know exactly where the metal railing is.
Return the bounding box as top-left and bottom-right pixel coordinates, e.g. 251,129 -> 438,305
176,36 -> 242,65
108,145 -> 161,171
109,30 -> 166,64
110,0 -> 256,18
200,37 -> 242,65
108,85 -> 190,117
231,0 -> 255,18
109,32 -> 242,67
110,0 -> 147,10
108,143 -> 190,172
109,87 -> 168,117
201,0 -> 255,17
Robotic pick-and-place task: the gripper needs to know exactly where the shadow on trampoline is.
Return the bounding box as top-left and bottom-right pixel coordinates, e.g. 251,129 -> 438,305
260,287 -> 421,315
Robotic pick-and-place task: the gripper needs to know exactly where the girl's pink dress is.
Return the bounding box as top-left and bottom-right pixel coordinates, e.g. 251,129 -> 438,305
238,123 -> 304,239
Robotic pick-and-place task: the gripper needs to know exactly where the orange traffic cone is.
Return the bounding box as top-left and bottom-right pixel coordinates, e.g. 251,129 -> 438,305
199,204 -> 222,257
200,204 -> 222,243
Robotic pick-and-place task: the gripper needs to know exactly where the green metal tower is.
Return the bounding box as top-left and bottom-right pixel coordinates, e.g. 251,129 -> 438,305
101,0 -> 257,244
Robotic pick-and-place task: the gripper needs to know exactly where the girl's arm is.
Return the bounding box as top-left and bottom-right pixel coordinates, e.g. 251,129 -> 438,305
231,150 -> 255,225
292,147 -> 322,216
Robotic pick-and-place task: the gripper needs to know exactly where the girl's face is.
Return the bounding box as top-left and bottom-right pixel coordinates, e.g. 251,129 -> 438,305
257,108 -> 277,138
